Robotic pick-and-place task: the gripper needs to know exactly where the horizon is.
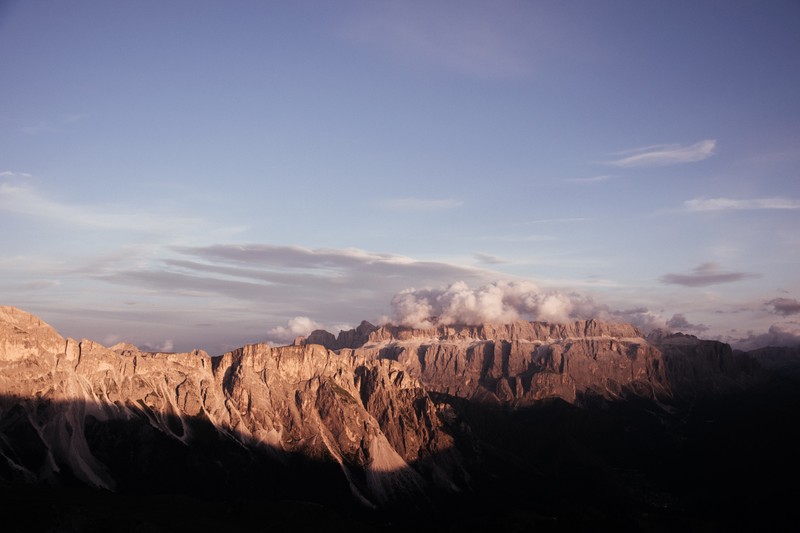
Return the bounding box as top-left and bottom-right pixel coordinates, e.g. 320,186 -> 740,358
2,1 -> 799,354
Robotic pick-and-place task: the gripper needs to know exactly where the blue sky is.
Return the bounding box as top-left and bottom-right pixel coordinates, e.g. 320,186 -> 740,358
2,0 -> 799,353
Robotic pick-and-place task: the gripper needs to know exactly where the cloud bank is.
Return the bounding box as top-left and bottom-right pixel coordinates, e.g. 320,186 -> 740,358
608,139 -> 716,167
733,322 -> 800,351
387,280 -> 665,331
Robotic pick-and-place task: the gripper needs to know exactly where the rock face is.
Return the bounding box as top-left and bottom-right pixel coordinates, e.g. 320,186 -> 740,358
0,306 -> 462,508
312,320 -> 767,404
327,320 -> 669,404
647,331 -> 769,396
0,306 -> 773,522
741,345 -> 800,381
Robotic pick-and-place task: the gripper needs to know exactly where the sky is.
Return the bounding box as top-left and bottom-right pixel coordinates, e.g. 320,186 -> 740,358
1,0 -> 799,354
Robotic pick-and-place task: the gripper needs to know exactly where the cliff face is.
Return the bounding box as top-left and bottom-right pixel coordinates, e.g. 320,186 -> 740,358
0,307 -> 462,507
647,331 -> 769,396
334,320 -> 668,404
0,307 -> 790,529
317,319 -> 765,405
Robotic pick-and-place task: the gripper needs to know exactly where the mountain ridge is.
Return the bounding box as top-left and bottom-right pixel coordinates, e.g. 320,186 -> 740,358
1,305 -> 794,530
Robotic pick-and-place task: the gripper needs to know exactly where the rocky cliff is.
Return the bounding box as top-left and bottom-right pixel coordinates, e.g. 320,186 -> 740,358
0,306 -> 463,508
1,306 -> 783,531
312,319 -> 764,405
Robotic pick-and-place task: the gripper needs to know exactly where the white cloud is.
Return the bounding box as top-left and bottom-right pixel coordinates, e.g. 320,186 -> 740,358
608,139 -> 716,167
390,280 -> 593,327
684,196 -> 800,212
378,197 -> 464,211
140,339 -> 175,352
387,280 -> 673,332
0,170 -> 32,178
267,316 -> 324,344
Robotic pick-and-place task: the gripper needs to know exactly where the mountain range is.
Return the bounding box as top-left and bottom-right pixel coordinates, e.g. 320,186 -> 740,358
1,305 -> 798,531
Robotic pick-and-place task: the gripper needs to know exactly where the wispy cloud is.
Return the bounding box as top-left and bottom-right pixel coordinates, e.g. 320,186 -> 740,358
62,112 -> 90,124
20,122 -> 58,135
514,217 -> 590,226
565,175 -> 613,184
0,170 -> 32,178
472,234 -> 555,242
608,139 -> 716,167
341,2 -> 536,79
684,196 -> 800,212
0,182 -> 202,232
660,262 -> 759,287
474,252 -> 507,265
20,279 -> 61,290
97,244 -> 497,332
378,197 -> 463,211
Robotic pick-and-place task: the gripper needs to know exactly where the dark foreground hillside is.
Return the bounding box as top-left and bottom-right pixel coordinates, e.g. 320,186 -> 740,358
3,376 -> 799,532
2,307 -> 798,531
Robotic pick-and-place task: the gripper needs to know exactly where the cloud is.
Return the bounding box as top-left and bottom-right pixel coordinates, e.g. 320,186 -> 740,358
766,298 -> 800,316
660,262 -> 759,287
99,244 -> 495,326
474,253 -> 507,265
378,197 -> 463,211
20,279 -> 60,290
684,197 -> 800,212
733,322 -> 800,350
140,339 -> 175,353
267,316 -> 325,344
341,1 -> 536,79
514,217 -> 590,226
608,307 -> 668,332
0,170 -> 32,178
472,235 -> 555,242
0,182 -> 203,232
666,313 -> 709,334
608,139 -> 716,167
387,280 -> 663,330
565,175 -> 613,184
21,122 -> 58,135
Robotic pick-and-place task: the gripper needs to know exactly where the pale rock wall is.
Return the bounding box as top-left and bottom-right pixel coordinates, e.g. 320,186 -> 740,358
0,307 -> 461,507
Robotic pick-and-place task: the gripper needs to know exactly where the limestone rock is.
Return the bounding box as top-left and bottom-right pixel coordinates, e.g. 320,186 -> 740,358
0,307 -> 462,507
